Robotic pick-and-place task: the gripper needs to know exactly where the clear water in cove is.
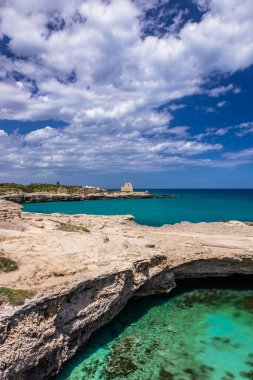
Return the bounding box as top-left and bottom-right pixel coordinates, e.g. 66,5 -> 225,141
55,286 -> 253,380
23,189 -> 253,226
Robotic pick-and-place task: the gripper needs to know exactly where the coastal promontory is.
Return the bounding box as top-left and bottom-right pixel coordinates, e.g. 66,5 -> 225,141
0,200 -> 253,379
0,182 -> 175,203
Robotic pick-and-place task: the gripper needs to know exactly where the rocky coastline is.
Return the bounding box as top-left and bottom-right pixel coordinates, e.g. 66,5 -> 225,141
1,191 -> 175,204
0,201 -> 253,379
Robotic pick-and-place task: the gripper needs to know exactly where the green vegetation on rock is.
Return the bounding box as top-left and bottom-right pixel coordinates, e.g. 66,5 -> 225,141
0,182 -> 102,195
0,257 -> 18,272
57,222 -> 90,233
0,287 -> 35,305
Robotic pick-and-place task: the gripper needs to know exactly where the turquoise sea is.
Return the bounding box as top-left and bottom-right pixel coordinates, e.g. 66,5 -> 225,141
23,189 -> 253,226
55,285 -> 253,380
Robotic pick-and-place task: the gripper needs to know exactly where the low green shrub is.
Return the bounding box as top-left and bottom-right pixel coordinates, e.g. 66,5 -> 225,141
57,222 -> 90,233
0,287 -> 35,306
0,257 -> 18,272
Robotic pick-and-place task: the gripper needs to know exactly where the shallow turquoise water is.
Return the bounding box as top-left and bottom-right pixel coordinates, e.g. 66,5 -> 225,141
55,287 -> 253,380
23,189 -> 253,226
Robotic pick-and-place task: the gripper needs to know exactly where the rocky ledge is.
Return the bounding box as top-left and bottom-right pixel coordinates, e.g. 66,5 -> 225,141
1,191 -> 175,204
0,205 -> 253,379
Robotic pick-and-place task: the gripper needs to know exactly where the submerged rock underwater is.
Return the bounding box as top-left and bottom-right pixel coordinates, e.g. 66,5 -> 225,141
55,286 -> 253,380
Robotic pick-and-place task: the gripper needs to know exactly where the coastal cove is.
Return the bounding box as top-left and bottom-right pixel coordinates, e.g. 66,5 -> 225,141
1,201 -> 253,379
1,1 -> 253,379
23,189 -> 253,226
56,282 -> 253,380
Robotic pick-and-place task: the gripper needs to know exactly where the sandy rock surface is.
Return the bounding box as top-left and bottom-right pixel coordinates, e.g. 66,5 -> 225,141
0,211 -> 252,294
0,200 -> 22,220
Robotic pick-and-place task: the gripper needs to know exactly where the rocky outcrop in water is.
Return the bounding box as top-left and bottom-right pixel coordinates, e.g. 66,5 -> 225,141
1,191 -> 175,204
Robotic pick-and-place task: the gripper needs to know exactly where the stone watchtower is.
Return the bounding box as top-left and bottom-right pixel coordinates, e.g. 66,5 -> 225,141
120,182 -> 133,193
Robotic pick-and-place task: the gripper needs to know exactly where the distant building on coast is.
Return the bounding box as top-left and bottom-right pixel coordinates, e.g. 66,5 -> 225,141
120,182 -> 133,192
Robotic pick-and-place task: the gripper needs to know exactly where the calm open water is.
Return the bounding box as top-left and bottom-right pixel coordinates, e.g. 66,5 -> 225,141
23,189 -> 253,226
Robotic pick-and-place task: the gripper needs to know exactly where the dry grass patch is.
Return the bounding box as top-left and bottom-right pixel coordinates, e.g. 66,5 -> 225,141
0,287 -> 35,306
57,222 -> 90,233
0,257 -> 18,272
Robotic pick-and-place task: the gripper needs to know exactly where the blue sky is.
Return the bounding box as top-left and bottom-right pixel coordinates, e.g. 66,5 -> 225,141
0,0 -> 252,188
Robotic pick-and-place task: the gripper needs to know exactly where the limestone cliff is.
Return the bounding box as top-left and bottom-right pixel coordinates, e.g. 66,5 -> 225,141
0,259 -> 175,380
1,256 -> 253,380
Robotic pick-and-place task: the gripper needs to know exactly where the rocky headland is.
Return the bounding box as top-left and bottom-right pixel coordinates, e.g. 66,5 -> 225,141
1,191 -> 174,204
0,200 -> 253,379
0,182 -> 175,204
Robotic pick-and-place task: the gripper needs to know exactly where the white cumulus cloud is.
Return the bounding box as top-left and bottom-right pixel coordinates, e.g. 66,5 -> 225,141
0,0 -> 253,178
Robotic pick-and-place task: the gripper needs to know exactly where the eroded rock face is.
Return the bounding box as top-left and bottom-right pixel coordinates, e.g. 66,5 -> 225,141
0,271 -> 130,379
173,257 -> 253,279
0,200 -> 22,220
0,262 -> 175,380
1,257 -> 253,380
